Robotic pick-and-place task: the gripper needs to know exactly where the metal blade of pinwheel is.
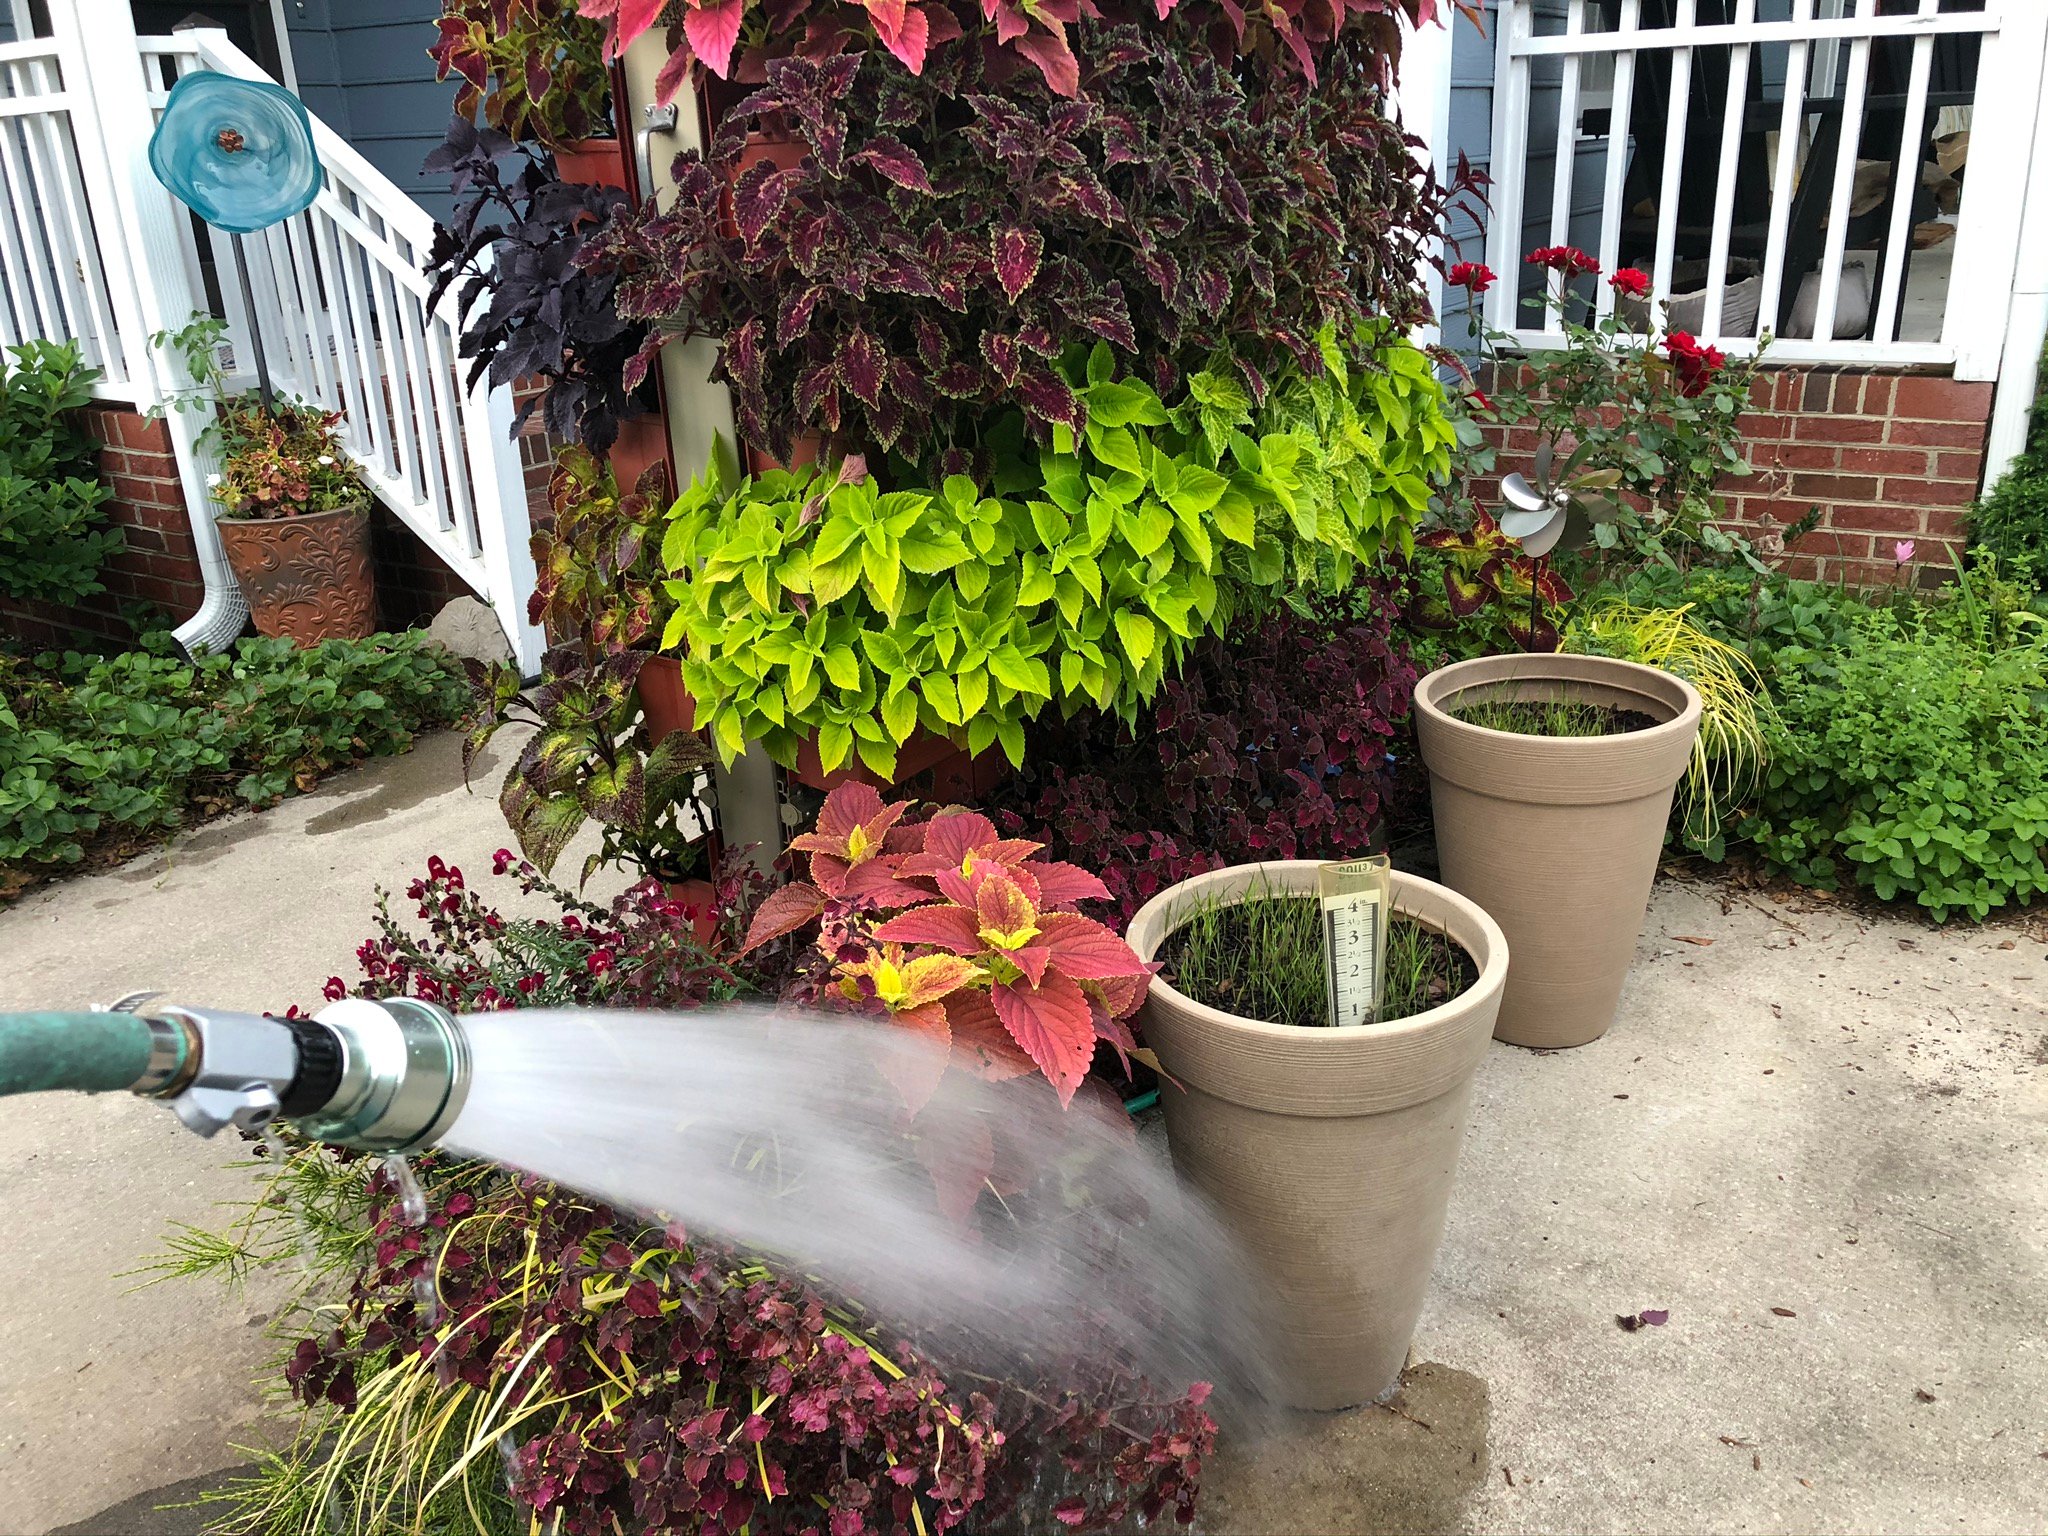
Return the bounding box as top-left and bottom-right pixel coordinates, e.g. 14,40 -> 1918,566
147,72 -> 323,407
1499,472 -> 1549,513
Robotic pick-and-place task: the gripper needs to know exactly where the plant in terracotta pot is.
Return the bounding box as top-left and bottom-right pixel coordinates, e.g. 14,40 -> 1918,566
1124,859 -> 1507,1409
465,446 -> 718,894
431,0 -> 621,177
209,398 -> 377,645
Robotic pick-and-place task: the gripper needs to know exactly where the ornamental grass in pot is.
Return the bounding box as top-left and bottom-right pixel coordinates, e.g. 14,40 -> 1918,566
1413,653 -> 1700,1050
1126,860 -> 1507,1411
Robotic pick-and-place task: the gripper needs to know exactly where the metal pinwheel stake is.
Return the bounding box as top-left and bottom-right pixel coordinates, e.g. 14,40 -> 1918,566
148,71 -> 324,407
1494,438 -> 1626,648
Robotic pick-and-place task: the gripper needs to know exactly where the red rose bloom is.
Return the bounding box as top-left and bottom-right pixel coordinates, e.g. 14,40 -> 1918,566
1448,261 -> 1496,294
1527,245 -> 1599,276
1663,330 -> 1727,396
1465,389 -> 1495,416
1609,267 -> 1651,298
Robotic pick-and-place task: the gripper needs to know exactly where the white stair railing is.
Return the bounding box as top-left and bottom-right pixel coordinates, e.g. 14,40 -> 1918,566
135,29 -> 542,670
1,0 -> 542,668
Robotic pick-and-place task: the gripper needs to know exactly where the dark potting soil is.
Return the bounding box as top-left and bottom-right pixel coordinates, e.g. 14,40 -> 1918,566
1450,695 -> 1660,738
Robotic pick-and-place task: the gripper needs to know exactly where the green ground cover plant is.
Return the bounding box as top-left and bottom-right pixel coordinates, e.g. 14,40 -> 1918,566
0,631 -> 465,879
1621,562 -> 2048,920
0,339 -> 122,604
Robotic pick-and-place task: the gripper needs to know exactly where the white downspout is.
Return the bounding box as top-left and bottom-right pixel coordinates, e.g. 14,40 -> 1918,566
61,6 -> 248,655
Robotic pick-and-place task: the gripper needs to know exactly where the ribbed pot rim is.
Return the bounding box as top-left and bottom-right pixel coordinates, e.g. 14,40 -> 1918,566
218,496 -> 370,527
1412,652 -> 1702,755
1126,860 -> 1508,1050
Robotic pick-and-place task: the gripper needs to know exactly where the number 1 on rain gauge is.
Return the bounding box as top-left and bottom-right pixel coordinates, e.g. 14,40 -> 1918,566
1319,856 -> 1392,1028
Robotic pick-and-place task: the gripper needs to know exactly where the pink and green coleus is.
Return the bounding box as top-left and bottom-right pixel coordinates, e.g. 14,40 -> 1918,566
576,0 -> 1455,103
743,782 -> 1152,1108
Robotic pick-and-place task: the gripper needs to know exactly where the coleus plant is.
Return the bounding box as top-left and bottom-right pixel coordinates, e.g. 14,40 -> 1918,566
1409,508 -> 1576,653
577,0 -> 1459,101
742,784 -> 1150,1111
595,23 -> 1471,467
658,329 -> 1451,781
431,0 -> 613,148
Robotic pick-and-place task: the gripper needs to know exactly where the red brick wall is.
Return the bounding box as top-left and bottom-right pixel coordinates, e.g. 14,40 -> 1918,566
0,403 -> 518,651
1472,364 -> 1993,587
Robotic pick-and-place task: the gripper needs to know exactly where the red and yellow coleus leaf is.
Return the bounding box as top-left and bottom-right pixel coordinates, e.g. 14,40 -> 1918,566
991,972 -> 1095,1106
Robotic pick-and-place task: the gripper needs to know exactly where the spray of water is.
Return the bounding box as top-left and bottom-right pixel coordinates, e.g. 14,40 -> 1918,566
443,1005 -> 1281,1433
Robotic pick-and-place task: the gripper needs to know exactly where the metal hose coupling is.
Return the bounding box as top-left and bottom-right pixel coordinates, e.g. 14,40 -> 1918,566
129,996 -> 470,1153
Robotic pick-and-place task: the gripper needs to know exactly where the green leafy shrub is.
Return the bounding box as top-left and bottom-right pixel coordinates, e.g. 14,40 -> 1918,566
0,340 -> 122,604
0,632 -> 465,874
662,329 -> 1451,779
1967,339 -> 2048,578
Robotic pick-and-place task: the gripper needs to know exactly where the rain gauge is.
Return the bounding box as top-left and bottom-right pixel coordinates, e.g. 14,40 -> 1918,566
1318,856 -> 1393,1028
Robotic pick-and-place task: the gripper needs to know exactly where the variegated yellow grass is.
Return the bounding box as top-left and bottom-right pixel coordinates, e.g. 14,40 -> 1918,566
1567,598 -> 1775,844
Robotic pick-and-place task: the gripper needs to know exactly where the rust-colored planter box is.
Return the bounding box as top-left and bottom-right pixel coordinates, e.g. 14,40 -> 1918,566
216,501 -> 376,645
1127,860 -> 1508,1411
552,135 -> 629,191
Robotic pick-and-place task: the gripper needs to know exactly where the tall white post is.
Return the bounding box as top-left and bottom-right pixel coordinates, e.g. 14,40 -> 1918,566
1399,3 -> 1458,347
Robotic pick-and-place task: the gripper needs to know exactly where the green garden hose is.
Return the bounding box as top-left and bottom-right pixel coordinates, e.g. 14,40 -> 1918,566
0,1011 -> 170,1097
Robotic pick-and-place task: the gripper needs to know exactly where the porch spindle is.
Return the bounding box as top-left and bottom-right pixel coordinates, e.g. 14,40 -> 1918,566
1547,0 -> 1587,319
1757,0 -> 1817,337
1594,0 -> 1642,325
1701,0 -> 1758,340
1872,0 -> 1939,346
1812,0 -> 1877,343
1651,0 -> 1697,314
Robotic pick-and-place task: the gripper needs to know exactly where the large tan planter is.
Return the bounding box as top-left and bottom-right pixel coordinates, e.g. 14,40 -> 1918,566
1412,654 -> 1701,1050
1128,861 -> 1507,1411
216,500 -> 375,645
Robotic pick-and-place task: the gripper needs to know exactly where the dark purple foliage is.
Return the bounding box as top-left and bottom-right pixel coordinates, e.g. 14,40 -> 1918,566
424,116 -> 650,454
993,593 -> 1419,922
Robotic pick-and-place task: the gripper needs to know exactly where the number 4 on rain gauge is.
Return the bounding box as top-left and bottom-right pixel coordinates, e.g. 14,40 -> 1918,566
1319,856 -> 1392,1028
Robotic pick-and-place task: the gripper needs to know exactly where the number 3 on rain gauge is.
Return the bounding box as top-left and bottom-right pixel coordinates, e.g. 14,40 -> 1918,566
1318,856 -> 1392,1028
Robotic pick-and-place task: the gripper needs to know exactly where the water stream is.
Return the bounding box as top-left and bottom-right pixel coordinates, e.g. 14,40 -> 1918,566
441,1006 -> 1281,1430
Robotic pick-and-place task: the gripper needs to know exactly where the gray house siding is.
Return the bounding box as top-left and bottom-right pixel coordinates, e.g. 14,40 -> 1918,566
283,0 -> 456,222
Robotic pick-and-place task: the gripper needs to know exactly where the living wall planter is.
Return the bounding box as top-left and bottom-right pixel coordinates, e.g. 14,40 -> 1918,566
1412,654 -> 1701,1050
1127,860 -> 1506,1411
217,500 -> 375,645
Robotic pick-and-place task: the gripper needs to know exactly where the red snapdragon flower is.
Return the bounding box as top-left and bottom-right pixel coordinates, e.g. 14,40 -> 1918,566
1609,267 -> 1651,298
1663,330 -> 1727,396
1527,245 -> 1600,276
1448,261 -> 1496,293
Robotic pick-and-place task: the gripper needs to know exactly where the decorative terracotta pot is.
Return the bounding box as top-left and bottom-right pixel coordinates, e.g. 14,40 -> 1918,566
789,728 -> 1005,797
1411,653 -> 1702,1050
636,653 -> 698,741
1127,860 -> 1507,1411
216,501 -> 376,645
552,135 -> 629,191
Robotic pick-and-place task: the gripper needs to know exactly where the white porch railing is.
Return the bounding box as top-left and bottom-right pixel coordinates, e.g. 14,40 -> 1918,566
1484,0 -> 2048,381
0,1 -> 542,669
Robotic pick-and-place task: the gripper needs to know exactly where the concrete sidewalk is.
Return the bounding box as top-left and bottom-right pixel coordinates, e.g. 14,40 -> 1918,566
2,733 -> 2044,1534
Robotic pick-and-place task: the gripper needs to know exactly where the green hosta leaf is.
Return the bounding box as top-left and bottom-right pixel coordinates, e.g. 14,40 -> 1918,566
881,684 -> 920,743
900,531 -> 970,574
1113,610 -> 1155,668
1116,500 -> 1175,559
816,721 -> 853,773
989,644 -> 1051,697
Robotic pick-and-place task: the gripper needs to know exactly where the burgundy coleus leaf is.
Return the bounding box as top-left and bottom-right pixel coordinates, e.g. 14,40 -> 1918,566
741,880 -> 827,952
682,0 -> 746,78
1015,367 -> 1083,431
944,987 -> 1034,1082
1441,563 -> 1489,619
779,285 -> 825,347
992,972 -> 1095,1105
733,162 -> 803,244
854,135 -> 933,194
991,225 -> 1043,304
839,326 -> 885,409
981,331 -> 1022,386
1028,859 -> 1112,908
874,902 -> 984,956
1034,912 -> 1149,980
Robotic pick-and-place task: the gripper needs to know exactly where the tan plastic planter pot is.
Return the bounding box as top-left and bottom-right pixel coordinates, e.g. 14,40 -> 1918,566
1412,654 -> 1702,1050
1127,861 -> 1506,1411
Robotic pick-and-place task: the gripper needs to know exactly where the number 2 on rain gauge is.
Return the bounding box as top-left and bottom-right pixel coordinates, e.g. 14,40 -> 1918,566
1319,856 -> 1392,1028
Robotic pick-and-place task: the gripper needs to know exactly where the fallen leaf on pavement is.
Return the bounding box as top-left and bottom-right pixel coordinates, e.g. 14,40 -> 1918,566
1770,1307 -> 1797,1318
